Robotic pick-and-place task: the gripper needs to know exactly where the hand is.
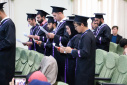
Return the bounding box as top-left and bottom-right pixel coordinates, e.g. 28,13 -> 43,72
28,35 -> 34,39
23,42 -> 33,46
9,78 -> 14,85
65,47 -> 72,53
46,34 -> 49,39
48,33 -> 55,39
34,35 -> 40,40
22,42 -> 27,46
34,40 -> 42,46
55,46 -> 66,54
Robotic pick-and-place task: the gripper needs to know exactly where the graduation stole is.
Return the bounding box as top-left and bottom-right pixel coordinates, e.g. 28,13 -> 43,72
95,24 -> 106,37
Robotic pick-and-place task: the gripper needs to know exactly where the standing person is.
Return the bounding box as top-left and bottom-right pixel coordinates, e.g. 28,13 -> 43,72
23,13 -> 39,51
48,6 -> 69,81
94,13 -> 111,51
36,16 -> 57,56
62,15 -> 96,85
57,19 -> 80,85
110,26 -> 122,44
0,2 -> 16,85
91,17 -> 98,32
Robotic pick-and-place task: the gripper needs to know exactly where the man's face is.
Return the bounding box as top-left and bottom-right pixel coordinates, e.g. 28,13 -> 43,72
52,12 -> 60,21
36,14 -> 43,24
47,23 -> 53,30
74,23 -> 82,33
91,21 -> 98,29
27,18 -> 34,26
95,18 -> 102,26
112,27 -> 118,35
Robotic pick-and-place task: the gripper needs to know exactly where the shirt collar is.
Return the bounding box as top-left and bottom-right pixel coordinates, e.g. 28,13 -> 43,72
57,17 -> 67,23
42,19 -> 47,25
1,16 -> 9,23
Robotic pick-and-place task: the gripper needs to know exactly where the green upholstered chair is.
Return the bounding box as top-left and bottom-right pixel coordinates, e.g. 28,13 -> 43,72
95,49 -> 107,76
96,55 -> 127,85
95,52 -> 119,84
15,50 -> 29,71
109,42 -> 118,53
21,51 -> 35,75
116,44 -> 124,55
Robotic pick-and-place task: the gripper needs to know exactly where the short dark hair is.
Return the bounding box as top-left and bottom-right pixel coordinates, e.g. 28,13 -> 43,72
0,9 -> 4,12
36,13 -> 46,18
112,26 -> 118,30
27,18 -> 36,21
119,38 -> 127,47
74,21 -> 88,27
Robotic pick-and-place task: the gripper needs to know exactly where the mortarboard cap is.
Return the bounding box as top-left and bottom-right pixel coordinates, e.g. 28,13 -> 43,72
51,6 -> 67,13
0,2 -> 7,9
74,15 -> 89,23
46,16 -> 56,23
27,13 -> 36,19
91,17 -> 95,22
36,9 -> 49,17
94,13 -> 106,18
67,16 -> 75,20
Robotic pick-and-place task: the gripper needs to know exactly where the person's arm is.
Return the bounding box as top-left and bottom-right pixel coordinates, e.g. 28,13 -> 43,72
96,26 -> 111,44
0,23 -> 15,50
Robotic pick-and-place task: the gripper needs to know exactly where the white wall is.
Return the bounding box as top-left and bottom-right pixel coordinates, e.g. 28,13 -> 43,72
13,0 -> 72,49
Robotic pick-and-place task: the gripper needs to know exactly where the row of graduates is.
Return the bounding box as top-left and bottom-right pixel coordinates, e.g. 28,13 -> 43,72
23,6 -> 111,85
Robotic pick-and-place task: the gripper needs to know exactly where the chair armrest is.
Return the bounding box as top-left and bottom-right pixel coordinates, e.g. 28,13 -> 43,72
102,83 -> 125,85
95,73 -> 99,76
15,71 -> 22,74
95,77 -> 111,81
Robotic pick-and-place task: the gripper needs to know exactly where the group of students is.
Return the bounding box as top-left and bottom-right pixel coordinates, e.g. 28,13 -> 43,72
20,5 -> 113,85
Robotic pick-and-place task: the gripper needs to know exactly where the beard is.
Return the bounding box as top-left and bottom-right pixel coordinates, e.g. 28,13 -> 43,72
38,19 -> 43,24
98,21 -> 102,26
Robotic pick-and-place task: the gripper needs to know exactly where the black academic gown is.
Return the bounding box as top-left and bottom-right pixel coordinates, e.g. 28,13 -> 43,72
29,24 -> 39,50
110,34 -> 122,44
65,34 -> 81,85
71,30 -> 96,85
95,24 -> 111,51
0,18 -> 16,85
34,23 -> 48,54
53,21 -> 69,81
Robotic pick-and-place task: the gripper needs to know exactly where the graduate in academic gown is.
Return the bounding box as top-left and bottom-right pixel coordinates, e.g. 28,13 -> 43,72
35,16 -> 57,56
94,13 -> 111,51
0,2 -> 16,85
28,10 -> 49,54
47,6 -> 70,81
61,15 -> 96,85
23,13 -> 39,51
56,18 -> 81,85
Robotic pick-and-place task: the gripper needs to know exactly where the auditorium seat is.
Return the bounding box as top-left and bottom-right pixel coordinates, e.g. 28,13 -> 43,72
96,55 -> 127,85
95,52 -> 119,84
95,49 -> 107,76
109,42 -> 118,53
116,44 -> 124,55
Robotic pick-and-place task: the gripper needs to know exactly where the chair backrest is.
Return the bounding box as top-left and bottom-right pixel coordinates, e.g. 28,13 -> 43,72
99,52 -> 119,78
22,51 -> 35,75
116,44 -> 124,55
30,54 -> 42,72
15,50 -> 29,71
110,55 -> 127,84
109,42 -> 118,53
15,47 -> 22,66
95,49 -> 107,74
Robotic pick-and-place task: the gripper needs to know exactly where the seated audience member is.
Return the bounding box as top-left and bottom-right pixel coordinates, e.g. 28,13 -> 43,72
110,26 -> 122,44
26,71 -> 48,84
119,38 -> 127,55
38,56 -> 58,85
29,79 -> 51,85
